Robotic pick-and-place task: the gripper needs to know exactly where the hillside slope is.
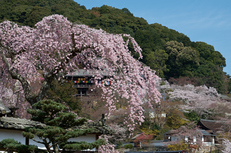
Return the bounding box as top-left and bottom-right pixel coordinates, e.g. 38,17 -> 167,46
0,0 -> 229,93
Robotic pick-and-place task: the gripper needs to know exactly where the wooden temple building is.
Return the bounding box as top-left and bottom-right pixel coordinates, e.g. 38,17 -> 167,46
65,69 -> 111,96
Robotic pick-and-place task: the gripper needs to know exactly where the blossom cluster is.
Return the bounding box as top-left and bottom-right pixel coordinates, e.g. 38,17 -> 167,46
0,14 -> 161,131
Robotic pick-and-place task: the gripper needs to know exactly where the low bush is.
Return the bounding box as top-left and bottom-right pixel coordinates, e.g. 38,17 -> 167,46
124,143 -> 133,149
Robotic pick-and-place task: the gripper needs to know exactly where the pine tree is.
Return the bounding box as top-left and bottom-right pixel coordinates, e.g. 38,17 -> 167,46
23,99 -> 105,153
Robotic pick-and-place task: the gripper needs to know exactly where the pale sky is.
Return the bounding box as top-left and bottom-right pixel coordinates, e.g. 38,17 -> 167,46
75,0 -> 231,75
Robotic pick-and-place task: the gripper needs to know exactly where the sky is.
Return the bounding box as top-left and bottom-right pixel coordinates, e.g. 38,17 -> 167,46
75,0 -> 231,75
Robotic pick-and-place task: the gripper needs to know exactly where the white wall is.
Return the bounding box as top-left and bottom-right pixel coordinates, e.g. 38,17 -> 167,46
0,129 -> 29,153
0,129 -> 97,150
30,134 -> 97,148
0,128 -> 44,148
0,129 -> 25,144
28,135 -> 45,148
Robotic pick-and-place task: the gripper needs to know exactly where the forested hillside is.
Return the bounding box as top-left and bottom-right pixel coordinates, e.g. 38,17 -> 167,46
0,0 -> 230,94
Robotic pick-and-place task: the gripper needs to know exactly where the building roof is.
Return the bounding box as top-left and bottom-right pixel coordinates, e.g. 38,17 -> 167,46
200,129 -> 214,136
133,133 -> 154,142
197,119 -> 226,132
0,116 -> 46,130
0,116 -> 113,135
220,94 -> 231,101
0,103 -> 113,135
164,130 -> 178,135
165,119 -> 227,137
0,102 -> 11,115
66,69 -> 110,77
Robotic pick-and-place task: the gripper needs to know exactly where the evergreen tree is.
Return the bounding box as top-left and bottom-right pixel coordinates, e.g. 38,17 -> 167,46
23,100 -> 105,153
0,139 -> 37,153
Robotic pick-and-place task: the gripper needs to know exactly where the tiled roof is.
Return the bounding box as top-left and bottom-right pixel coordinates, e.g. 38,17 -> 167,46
164,130 -> 178,135
0,103 -> 113,134
0,116 -> 113,134
66,69 -> 110,77
200,129 -> 213,136
0,116 -> 46,130
198,119 -> 226,132
133,133 -> 154,142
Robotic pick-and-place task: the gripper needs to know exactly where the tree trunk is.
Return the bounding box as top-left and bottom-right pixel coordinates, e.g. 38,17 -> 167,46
53,144 -> 59,153
54,146 -> 59,153
7,149 -> 13,153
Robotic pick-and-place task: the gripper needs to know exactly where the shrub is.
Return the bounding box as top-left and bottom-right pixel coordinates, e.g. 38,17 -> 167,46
0,139 -> 21,151
124,143 -> 133,149
116,141 -> 123,149
0,139 -> 38,153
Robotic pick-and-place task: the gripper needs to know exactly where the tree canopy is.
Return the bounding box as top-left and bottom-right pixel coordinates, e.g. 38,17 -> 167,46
23,99 -> 105,153
0,14 -> 161,132
0,0 -> 229,93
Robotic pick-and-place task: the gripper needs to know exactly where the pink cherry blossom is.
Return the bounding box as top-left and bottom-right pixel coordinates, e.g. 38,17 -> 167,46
162,84 -> 222,115
0,15 -> 161,131
98,135 -> 119,153
223,139 -> 231,153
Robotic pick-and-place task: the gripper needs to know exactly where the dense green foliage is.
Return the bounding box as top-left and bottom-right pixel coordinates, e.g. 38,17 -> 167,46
46,79 -> 82,114
0,0 -> 230,93
124,143 -> 133,149
0,0 -> 88,27
0,139 -> 38,153
184,111 -> 200,123
23,100 -> 105,153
